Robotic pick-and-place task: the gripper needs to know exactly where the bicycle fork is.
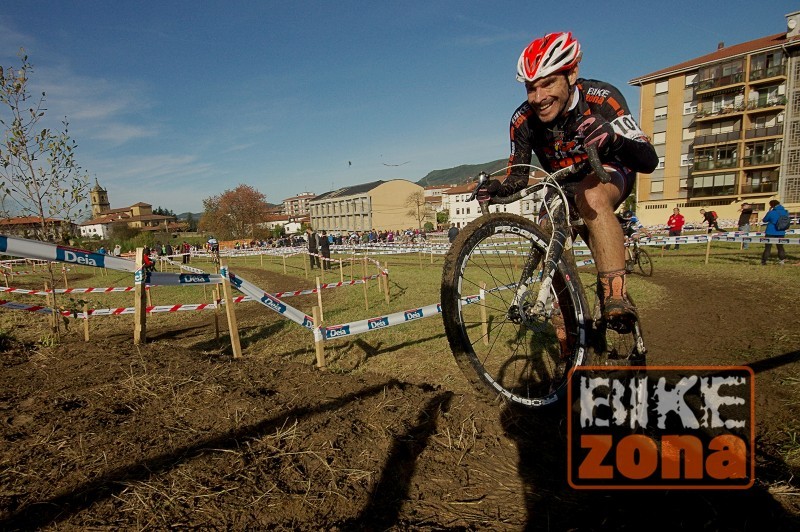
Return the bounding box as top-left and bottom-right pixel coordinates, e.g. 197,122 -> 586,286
510,199 -> 570,324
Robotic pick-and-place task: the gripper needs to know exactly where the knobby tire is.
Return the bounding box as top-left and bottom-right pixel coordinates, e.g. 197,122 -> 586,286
441,213 -> 591,408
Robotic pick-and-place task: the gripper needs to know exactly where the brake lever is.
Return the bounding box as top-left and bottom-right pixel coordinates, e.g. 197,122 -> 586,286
466,171 -> 491,202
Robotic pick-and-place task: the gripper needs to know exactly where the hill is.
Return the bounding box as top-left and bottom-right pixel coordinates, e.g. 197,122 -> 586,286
416,159 -> 508,187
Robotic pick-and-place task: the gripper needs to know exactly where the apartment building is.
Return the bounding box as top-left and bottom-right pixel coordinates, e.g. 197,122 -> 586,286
282,192 -> 316,216
628,11 -> 800,226
309,179 -> 430,232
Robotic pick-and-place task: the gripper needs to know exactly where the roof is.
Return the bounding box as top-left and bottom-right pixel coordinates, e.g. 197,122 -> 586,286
629,32 -> 799,84
312,180 -> 385,202
0,216 -> 69,226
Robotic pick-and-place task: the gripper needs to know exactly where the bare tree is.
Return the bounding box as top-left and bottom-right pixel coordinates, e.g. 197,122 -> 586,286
0,51 -> 91,338
405,190 -> 433,230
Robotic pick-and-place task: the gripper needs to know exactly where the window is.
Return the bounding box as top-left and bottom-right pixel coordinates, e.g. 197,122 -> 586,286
683,101 -> 698,115
654,106 -> 668,120
685,73 -> 697,87
657,157 -> 665,169
652,132 -> 666,144
680,154 -> 692,166
682,127 -> 695,141
650,181 -> 664,193
655,80 -> 669,94
679,178 -> 688,189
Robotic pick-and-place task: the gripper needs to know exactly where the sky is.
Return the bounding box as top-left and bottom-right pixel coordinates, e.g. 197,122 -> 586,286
1,1 -> 797,215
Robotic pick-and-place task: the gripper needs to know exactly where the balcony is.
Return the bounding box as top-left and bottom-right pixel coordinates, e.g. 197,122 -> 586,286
746,95 -> 786,111
749,64 -> 786,83
695,102 -> 746,121
695,72 -> 745,94
693,158 -> 738,171
745,124 -> 783,139
687,183 -> 738,199
741,182 -> 779,194
694,130 -> 741,146
742,151 -> 781,167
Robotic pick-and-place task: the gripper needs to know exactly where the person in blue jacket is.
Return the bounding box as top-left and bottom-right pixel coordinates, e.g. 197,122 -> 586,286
761,199 -> 788,265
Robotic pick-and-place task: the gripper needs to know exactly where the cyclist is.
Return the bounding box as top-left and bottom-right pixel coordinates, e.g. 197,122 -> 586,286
478,31 -> 657,328
617,210 -> 650,239
207,236 -> 219,253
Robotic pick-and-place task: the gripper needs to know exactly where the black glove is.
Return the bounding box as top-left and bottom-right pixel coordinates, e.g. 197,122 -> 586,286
574,114 -> 619,155
475,178 -> 501,203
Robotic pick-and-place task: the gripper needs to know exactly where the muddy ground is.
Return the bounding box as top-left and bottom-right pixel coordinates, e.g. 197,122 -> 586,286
0,259 -> 799,531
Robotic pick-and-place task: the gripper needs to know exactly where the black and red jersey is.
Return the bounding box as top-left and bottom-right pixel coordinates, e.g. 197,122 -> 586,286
504,78 -> 657,194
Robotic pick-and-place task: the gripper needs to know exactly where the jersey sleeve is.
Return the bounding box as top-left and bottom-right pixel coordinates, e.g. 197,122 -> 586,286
502,105 -> 537,196
585,82 -> 659,173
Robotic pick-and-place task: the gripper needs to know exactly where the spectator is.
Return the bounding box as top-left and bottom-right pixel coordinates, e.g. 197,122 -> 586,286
737,202 -> 754,250
320,230 -> 331,270
306,227 -> 320,269
761,199 -> 788,265
664,208 -> 685,250
699,209 -> 724,233
112,244 -> 121,257
181,241 -> 191,264
447,223 -> 459,243
97,246 -> 106,255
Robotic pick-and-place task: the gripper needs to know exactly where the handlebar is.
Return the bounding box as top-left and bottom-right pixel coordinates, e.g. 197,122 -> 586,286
467,145 -> 612,205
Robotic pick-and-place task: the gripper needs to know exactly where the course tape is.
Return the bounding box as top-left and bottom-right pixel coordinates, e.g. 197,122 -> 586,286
224,268 -> 315,330
0,235 -> 137,272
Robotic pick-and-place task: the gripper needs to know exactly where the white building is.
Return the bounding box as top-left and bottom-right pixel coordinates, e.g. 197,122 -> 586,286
443,175 -> 546,228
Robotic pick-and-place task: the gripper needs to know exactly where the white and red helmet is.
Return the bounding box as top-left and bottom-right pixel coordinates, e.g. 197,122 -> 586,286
516,32 -> 581,83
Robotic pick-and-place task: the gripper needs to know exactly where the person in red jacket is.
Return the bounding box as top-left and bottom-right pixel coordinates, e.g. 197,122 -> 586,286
664,207 -> 685,250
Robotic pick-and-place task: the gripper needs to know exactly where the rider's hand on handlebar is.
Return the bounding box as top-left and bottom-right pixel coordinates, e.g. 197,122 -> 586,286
574,114 -> 619,156
475,178 -> 501,203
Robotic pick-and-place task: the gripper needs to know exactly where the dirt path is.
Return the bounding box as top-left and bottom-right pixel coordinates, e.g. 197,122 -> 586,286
0,266 -> 798,530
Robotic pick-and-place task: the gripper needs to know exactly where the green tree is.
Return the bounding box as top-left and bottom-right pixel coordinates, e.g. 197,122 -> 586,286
185,212 -> 197,231
198,184 -> 270,239
0,51 -> 90,339
0,52 -> 90,239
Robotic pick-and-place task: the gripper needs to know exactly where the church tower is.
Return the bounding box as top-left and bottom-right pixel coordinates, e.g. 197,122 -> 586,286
90,178 -> 111,218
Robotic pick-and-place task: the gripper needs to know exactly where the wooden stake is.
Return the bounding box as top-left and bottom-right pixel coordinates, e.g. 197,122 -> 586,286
339,257 -> 344,283
62,266 -> 69,290
316,276 -> 324,322
704,232 -> 713,265
383,261 -> 390,304
282,254 -> 287,274
212,286 -> 220,340
83,302 -> 90,342
362,257 -> 369,311
312,306 -> 326,370
304,252 -> 309,278
134,248 -> 147,345
219,262 -> 242,358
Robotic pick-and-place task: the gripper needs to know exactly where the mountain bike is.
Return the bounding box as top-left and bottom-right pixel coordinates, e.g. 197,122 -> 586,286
440,148 -> 646,408
625,235 -> 653,277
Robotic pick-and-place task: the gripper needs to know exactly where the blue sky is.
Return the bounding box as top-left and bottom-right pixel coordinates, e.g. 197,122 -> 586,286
1,1 -> 797,215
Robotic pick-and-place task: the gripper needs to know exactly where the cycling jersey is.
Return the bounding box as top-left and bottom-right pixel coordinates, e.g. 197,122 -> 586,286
618,215 -> 642,237
502,78 -> 657,197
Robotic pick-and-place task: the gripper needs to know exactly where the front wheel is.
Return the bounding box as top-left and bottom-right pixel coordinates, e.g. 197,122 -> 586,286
637,248 -> 653,277
441,213 -> 591,408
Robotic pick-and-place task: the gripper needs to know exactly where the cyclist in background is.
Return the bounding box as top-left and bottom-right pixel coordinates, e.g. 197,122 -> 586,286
478,32 -> 657,328
207,236 -> 219,256
617,210 -> 650,239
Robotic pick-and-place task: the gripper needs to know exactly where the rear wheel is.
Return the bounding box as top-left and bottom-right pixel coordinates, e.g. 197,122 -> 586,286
441,213 -> 591,408
637,248 -> 653,277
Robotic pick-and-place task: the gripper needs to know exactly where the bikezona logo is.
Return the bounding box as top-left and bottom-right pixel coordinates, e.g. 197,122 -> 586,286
567,366 -> 754,489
